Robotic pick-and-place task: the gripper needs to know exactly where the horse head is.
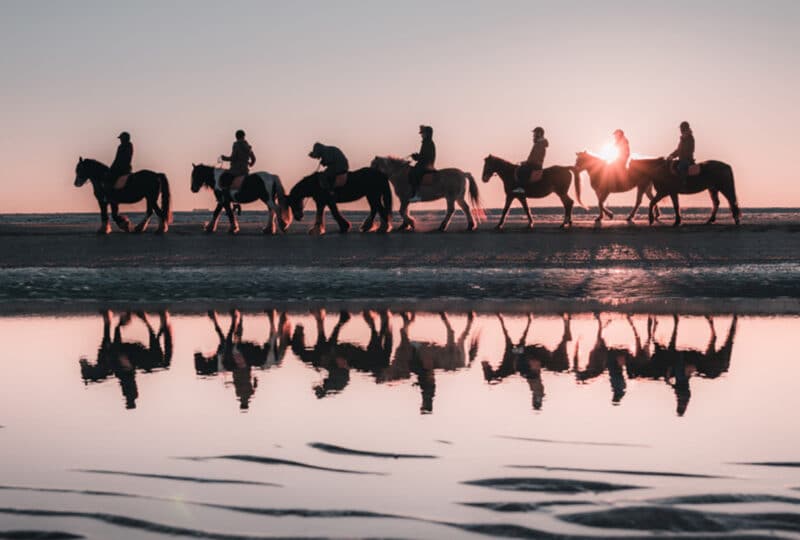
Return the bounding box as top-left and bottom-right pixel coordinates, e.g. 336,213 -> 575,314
74,156 -> 91,187
288,173 -> 317,221
573,151 -> 593,172
481,155 -> 497,182
190,163 -> 213,193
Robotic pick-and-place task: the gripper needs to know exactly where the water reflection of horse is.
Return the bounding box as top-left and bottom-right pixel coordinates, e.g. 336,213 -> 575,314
80,311 -> 173,409
194,310 -> 291,410
290,309 -> 394,398
482,314 -> 573,410
389,312 -> 477,413
574,314 -> 737,414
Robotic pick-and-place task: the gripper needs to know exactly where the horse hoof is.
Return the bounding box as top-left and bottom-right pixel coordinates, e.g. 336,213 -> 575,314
156,227 -> 167,235
228,227 -> 240,235
97,226 -> 111,235
263,227 -> 275,235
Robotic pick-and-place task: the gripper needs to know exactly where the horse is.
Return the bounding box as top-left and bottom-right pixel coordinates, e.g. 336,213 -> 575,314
627,158 -> 741,227
572,151 -> 660,224
286,168 -> 392,235
370,156 -> 484,232
190,164 -> 292,235
74,157 -> 172,234
481,155 -> 584,229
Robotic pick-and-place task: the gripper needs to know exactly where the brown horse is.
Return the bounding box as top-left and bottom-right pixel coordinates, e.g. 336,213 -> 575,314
371,156 -> 484,232
627,158 -> 741,227
481,155 -> 583,229
573,152 -> 660,224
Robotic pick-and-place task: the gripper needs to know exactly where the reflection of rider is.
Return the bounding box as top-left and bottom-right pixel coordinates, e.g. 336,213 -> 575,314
220,130 -> 256,188
309,142 -> 349,196
513,127 -> 548,194
107,132 -> 133,187
408,125 -> 436,202
667,121 -> 695,190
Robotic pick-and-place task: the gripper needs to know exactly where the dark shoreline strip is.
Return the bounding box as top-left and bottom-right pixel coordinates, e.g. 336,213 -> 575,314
76,469 -> 281,487
308,442 -> 437,460
507,464 -> 718,479
0,532 -> 84,540
181,455 -> 386,476
497,435 -> 650,448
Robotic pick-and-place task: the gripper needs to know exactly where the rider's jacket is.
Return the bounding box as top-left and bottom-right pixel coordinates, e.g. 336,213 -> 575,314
669,131 -> 695,163
526,137 -> 548,169
413,138 -> 436,169
110,142 -> 133,174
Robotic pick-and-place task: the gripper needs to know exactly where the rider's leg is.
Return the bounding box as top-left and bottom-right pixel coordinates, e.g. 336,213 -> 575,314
408,166 -> 422,202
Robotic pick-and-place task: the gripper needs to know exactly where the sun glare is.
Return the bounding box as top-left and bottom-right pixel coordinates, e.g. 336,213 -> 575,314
598,143 -> 618,164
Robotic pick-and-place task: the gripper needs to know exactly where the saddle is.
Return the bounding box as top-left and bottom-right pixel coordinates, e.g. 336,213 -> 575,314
515,164 -> 544,185
113,174 -> 130,190
420,170 -> 437,185
669,161 -> 701,177
220,174 -> 246,191
334,172 -> 348,188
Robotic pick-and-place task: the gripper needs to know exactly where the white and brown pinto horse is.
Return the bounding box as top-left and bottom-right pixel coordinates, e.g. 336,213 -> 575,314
190,164 -> 291,234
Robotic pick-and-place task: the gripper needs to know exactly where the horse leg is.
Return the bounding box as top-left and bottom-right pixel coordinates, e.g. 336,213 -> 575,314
360,196 -> 377,232
206,203 -> 223,233
649,192 -> 669,225
496,196 -> 513,230
111,203 -> 132,232
456,196 -> 475,231
329,202 -> 351,234
706,190 -> 720,225
135,198 -> 154,233
627,187 -> 645,222
399,200 -> 413,231
519,197 -> 535,229
262,197 -> 279,235
309,201 -> 326,235
97,200 -> 111,234
224,202 -> 240,234
438,198 -> 455,232
376,196 -> 391,234
670,193 -> 681,227
595,191 -> 605,222
720,188 -> 741,225
645,184 -> 661,221
558,192 -> 574,228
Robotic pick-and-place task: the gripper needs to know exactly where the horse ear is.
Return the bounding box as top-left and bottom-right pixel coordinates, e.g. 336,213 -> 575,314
79,156 -> 83,162
192,162 -> 196,168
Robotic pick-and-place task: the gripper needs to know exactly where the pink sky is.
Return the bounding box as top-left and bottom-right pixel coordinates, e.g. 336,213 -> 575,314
1,1 -> 798,212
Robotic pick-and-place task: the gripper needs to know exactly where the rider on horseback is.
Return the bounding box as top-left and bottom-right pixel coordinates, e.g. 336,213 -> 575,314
512,126 -> 548,194
220,129 -> 256,189
611,128 -> 630,178
309,142 -> 349,197
408,125 -> 436,202
107,131 -> 133,189
667,121 -> 695,190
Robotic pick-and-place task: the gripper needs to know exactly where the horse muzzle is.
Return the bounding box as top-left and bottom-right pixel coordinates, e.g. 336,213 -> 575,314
74,176 -> 87,187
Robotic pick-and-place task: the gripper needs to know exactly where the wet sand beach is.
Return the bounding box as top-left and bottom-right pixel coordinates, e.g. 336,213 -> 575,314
1,220 -> 798,270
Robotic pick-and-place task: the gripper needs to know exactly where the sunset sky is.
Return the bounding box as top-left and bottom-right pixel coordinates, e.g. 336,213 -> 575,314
1,0 -> 798,212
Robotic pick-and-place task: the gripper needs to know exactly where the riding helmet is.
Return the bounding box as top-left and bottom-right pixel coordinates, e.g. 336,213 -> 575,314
118,131 -> 130,141
679,121 -> 690,130
235,129 -> 246,139
532,126 -> 544,136
419,125 -> 433,137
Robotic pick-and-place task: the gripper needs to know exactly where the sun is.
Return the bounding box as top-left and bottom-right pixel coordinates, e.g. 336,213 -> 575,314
598,143 -> 619,163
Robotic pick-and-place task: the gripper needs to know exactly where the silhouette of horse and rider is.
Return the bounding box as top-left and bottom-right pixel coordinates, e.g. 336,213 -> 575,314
79,310 -> 173,409
74,122 -> 739,234
194,309 -> 291,410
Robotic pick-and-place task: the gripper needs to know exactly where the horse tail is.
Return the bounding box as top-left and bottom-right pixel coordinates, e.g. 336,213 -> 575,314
466,172 -> 486,222
722,163 -> 741,221
570,167 -> 587,209
382,174 -> 393,219
159,173 -> 173,224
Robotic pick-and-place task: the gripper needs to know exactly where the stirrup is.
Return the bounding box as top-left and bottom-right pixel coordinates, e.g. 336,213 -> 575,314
512,187 -> 525,194
408,194 -> 422,202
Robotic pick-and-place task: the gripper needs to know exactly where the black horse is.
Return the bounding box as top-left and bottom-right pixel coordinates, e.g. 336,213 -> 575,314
74,157 -> 172,234
482,155 -> 584,229
190,164 -> 292,235
80,310 -> 173,409
628,158 -> 741,226
286,169 -> 392,235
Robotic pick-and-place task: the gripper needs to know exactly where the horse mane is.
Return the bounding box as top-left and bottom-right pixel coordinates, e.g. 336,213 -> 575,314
486,154 -> 515,167
385,155 -> 411,166
81,157 -> 108,169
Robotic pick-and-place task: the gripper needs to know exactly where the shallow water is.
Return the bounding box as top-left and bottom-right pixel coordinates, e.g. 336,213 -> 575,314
1,309 -> 799,539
